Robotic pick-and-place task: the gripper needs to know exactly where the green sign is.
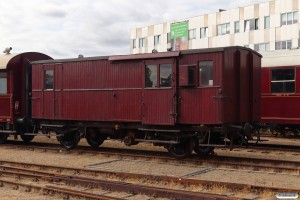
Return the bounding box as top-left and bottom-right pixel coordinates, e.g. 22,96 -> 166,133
171,21 -> 188,39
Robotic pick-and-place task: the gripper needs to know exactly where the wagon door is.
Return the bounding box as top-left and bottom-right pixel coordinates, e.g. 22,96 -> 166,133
42,64 -> 63,120
142,60 -> 177,125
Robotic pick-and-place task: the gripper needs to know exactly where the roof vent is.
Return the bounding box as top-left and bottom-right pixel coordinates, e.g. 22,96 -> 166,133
78,54 -> 84,58
3,47 -> 12,55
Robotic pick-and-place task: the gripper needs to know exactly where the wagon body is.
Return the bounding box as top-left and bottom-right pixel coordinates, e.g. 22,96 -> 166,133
261,50 -> 300,126
31,47 -> 261,128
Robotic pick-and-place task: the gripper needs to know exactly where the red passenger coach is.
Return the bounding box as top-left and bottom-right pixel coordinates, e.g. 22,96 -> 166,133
0,51 -> 52,142
30,47 -> 261,158
261,50 -> 300,135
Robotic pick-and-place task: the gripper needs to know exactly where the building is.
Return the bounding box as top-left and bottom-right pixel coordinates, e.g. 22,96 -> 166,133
130,0 -> 300,54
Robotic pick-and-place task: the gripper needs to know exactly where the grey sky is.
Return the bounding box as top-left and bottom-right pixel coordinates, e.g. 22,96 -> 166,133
0,0 -> 268,58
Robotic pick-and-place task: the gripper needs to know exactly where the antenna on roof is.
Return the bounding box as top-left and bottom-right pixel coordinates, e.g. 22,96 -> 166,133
3,47 -> 12,55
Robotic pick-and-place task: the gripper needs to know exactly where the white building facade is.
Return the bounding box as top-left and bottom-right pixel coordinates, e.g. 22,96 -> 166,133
130,0 -> 300,54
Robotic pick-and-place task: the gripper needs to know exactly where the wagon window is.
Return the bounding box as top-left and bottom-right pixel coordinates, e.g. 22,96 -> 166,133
271,69 -> 295,93
145,65 -> 157,88
0,72 -> 7,94
44,70 -> 54,90
160,64 -> 172,87
199,61 -> 213,87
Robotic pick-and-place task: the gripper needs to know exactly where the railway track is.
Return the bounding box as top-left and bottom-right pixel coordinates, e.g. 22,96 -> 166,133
0,160 -> 239,200
0,142 -> 299,199
3,142 -> 300,176
0,159 -> 298,199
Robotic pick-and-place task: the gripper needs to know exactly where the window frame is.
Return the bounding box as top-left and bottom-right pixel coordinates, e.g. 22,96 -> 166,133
139,38 -> 145,48
200,27 -> 208,38
281,11 -> 298,26
234,21 -> 240,33
188,29 -> 196,40
271,68 -> 295,94
44,70 -> 54,90
217,23 -> 230,36
264,16 -> 270,29
145,60 -> 173,89
154,35 -> 161,46
0,72 -> 7,94
198,60 -> 214,87
275,40 -> 292,50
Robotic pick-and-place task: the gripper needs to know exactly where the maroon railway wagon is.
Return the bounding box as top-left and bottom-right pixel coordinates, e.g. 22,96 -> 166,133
261,50 -> 300,136
0,50 -> 52,142
26,46 -> 261,158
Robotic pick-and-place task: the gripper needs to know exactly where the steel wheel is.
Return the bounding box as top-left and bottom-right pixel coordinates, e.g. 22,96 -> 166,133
194,131 -> 215,156
86,128 -> 105,149
20,135 -> 35,143
59,131 -> 81,150
167,139 -> 194,159
0,133 -> 9,143
194,145 -> 215,156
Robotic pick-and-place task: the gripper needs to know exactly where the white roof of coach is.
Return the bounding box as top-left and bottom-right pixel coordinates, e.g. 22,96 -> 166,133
261,49 -> 300,68
0,53 -> 20,69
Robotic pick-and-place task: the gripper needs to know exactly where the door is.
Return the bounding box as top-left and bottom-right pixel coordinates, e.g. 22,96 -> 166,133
142,59 -> 177,125
42,64 -> 63,120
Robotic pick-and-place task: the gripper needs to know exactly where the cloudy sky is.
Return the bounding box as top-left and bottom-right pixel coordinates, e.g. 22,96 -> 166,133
0,0 -> 268,59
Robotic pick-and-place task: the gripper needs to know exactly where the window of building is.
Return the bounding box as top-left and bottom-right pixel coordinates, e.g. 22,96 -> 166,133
167,32 -> 171,43
281,11 -> 298,26
189,29 -> 196,40
139,38 -> 145,48
271,68 -> 295,93
132,39 -> 136,49
0,72 -> 7,94
44,70 -> 54,90
200,27 -> 208,38
145,64 -> 172,88
234,21 -> 240,33
264,16 -> 270,29
275,40 -> 292,50
160,64 -> 172,87
199,61 -> 213,87
217,23 -> 230,36
254,43 -> 270,52
244,20 -> 250,31
244,18 -> 259,31
154,35 -> 161,45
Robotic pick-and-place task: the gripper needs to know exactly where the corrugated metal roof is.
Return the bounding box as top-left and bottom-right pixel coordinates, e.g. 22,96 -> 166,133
0,53 -> 20,69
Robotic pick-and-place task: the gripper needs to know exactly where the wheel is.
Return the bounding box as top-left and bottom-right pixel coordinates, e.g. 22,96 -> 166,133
167,139 -> 194,159
194,130 -> 215,156
58,131 -> 81,150
0,133 -> 9,143
20,135 -> 35,143
86,128 -> 105,149
194,145 -> 215,156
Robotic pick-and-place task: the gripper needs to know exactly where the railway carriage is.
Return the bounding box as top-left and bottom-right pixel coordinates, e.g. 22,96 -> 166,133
0,51 -> 52,142
26,46 -> 261,158
261,49 -> 300,136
